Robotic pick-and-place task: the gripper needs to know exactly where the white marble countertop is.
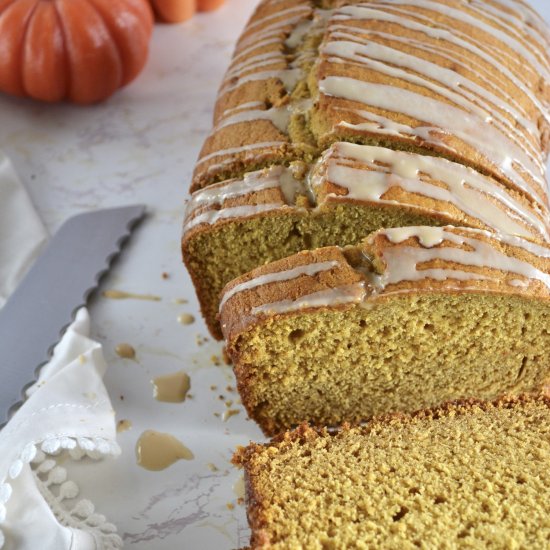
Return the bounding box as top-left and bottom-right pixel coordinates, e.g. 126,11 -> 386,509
1,1 -> 550,548
0,3 -> 262,548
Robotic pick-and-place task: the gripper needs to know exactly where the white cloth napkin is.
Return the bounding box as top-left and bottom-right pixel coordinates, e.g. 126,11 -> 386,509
0,153 -> 121,549
0,309 -> 122,550
0,150 -> 48,308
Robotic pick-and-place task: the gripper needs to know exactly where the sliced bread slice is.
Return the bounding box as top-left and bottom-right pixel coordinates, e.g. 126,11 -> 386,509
233,394 -> 550,549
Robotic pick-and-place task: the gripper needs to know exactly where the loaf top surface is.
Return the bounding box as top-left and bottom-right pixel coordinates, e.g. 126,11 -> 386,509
219,225 -> 550,340
192,0 -> 550,212
184,141 -> 550,242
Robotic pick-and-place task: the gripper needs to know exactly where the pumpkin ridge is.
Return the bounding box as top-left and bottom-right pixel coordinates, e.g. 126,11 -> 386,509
55,0 -> 123,103
22,0 -> 65,100
87,0 -> 152,86
52,0 -> 70,101
0,0 -> 40,96
0,0 -> 19,16
83,0 -> 124,89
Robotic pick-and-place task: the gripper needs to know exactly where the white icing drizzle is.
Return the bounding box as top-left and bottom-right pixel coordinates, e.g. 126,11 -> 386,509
184,164 -> 307,233
335,107 -> 450,150
486,0 -> 550,46
230,226 -> 550,322
220,68 -> 302,95
328,26 -> 539,130
220,5 -> 312,96
375,0 -> 550,80
214,106 -> 291,134
319,75 -> 547,205
490,231 -> 550,259
468,1 -> 550,54
384,226 -> 446,247
224,51 -> 287,83
315,142 -> 549,239
198,6 -> 326,173
195,0 -> 550,240
220,260 -> 340,311
231,37 -> 283,65
332,5 -> 550,126
251,283 -> 366,316
279,168 -> 304,204
220,101 -> 265,118
285,19 -> 314,48
244,5 -> 311,33
509,278 -> 530,288
195,141 -> 287,167
380,226 -> 550,288
322,36 -> 541,160
186,165 -> 286,217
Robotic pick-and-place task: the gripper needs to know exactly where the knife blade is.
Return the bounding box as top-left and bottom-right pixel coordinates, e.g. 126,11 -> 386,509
0,205 -> 146,425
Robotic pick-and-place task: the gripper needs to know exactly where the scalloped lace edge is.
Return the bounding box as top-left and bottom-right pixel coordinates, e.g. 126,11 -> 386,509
0,435 -> 122,549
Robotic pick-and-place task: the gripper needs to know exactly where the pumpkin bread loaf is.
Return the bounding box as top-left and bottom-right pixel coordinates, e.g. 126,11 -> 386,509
221,226 -> 550,434
182,0 -> 550,337
233,394 -> 550,549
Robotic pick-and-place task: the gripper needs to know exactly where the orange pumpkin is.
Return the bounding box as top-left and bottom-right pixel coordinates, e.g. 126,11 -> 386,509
151,0 -> 225,23
151,0 -> 196,22
0,0 -> 154,104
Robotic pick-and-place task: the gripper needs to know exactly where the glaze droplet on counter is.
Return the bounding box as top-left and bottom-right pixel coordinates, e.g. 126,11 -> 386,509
152,371 -> 191,403
115,343 -> 136,360
117,419 -> 132,433
103,289 -> 161,301
177,313 -> 195,325
136,430 -> 194,471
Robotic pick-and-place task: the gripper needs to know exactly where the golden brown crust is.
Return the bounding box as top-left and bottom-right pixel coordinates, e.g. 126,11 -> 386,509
183,140 -> 550,339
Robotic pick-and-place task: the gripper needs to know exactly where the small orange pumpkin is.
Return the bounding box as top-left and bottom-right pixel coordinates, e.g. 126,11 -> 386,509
0,0 -> 154,104
150,0 -> 225,23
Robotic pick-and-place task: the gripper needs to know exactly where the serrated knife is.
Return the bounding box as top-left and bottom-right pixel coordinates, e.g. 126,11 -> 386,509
0,205 -> 146,426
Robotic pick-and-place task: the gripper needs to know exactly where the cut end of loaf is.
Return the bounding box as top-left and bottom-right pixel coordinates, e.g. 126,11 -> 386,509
235,394 -> 550,548
230,291 -> 550,435
220,226 -> 550,434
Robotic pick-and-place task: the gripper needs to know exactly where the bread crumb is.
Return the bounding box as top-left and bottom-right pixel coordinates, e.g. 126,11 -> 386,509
222,347 -> 232,365
178,313 -> 195,325
115,343 -> 136,360
223,409 -> 240,421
